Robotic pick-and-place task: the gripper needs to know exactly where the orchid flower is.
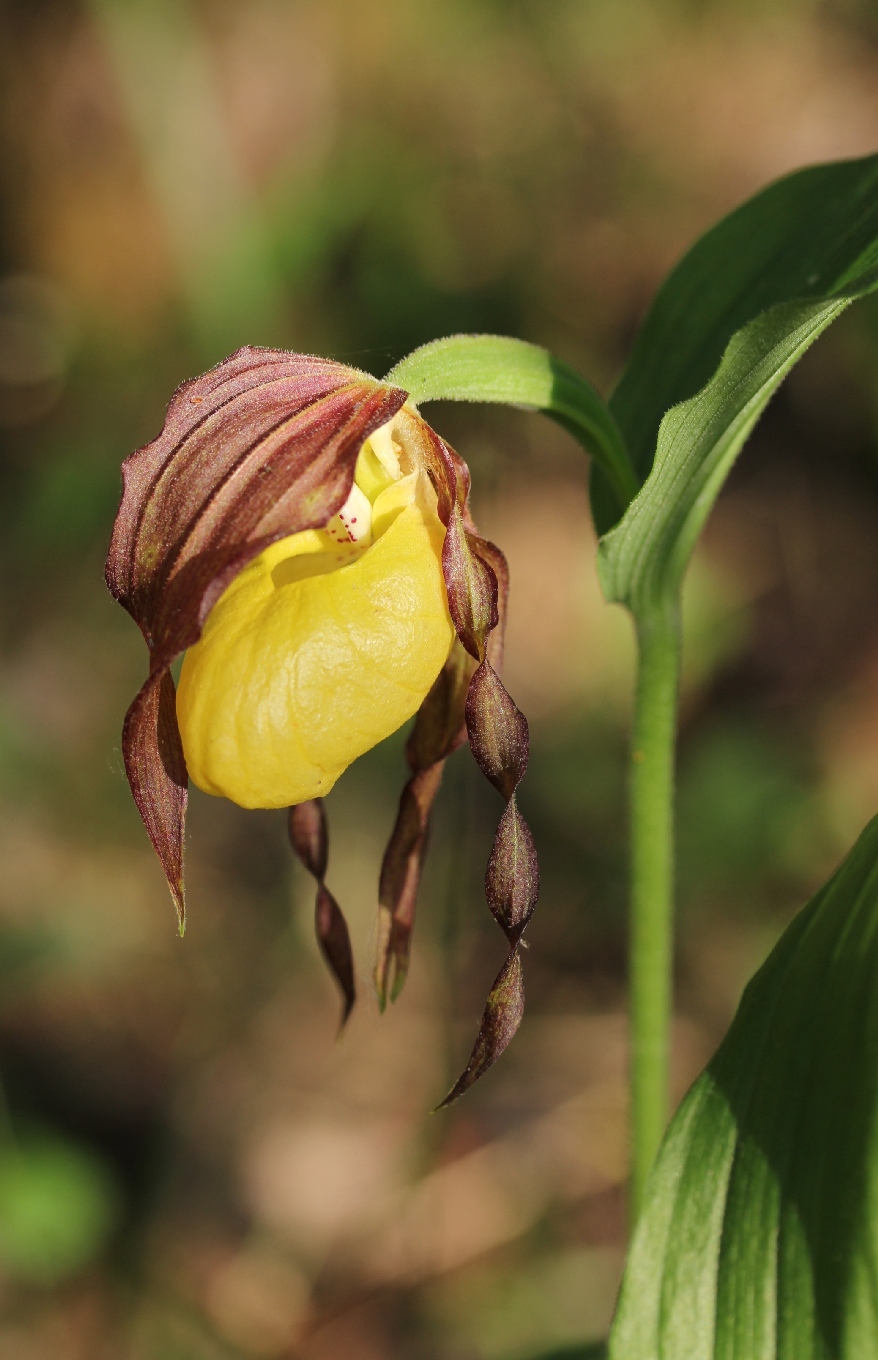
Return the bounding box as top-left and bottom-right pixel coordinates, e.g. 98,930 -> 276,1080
106,346 -> 538,1101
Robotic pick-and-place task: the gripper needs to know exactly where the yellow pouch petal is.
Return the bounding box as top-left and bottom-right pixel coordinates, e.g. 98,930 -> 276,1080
176,486 -> 454,809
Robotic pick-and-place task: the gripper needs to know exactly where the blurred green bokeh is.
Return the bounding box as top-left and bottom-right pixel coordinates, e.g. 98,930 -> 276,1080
0,1130 -> 118,1285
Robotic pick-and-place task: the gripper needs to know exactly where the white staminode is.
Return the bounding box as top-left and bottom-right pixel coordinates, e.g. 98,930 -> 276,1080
369,420 -> 402,480
325,480 -> 372,547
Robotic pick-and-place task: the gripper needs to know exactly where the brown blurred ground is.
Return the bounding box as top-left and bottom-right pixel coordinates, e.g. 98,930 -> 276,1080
0,0 -> 877,1356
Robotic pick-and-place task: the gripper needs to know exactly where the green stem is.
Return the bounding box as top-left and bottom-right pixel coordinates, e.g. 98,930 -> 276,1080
630,606 -> 681,1220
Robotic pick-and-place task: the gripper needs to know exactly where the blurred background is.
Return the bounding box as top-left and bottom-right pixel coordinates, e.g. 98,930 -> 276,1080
1,0 -> 878,1354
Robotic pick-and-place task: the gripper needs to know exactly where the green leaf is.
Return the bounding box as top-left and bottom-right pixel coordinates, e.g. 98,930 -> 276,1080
610,153 -> 878,481
597,153 -> 878,582
385,334 -> 637,511
609,813 -> 878,1360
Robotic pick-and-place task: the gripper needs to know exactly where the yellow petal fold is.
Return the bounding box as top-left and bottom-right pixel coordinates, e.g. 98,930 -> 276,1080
176,464 -> 454,809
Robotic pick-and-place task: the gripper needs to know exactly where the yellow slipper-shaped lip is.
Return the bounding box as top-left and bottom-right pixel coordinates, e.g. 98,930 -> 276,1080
177,424 -> 455,808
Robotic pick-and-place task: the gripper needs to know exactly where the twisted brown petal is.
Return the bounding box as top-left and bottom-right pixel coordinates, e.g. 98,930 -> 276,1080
374,764 -> 444,1009
485,797 -> 539,940
289,801 -> 355,1026
470,536 -> 509,675
436,952 -> 525,1109
384,426 -> 539,1106
442,508 -> 499,661
373,421 -> 512,1013
287,797 -> 328,882
106,347 -> 405,922
465,660 -> 529,800
374,641 -> 474,1008
436,645 -> 538,1104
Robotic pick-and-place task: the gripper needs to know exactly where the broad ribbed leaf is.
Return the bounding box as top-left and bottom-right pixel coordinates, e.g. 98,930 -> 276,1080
610,153 -> 878,482
599,297 -> 850,617
598,153 -> 878,595
610,814 -> 878,1360
386,334 -> 636,514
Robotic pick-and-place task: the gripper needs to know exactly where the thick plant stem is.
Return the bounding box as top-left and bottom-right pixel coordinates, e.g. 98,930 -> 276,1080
630,607 -> 681,1221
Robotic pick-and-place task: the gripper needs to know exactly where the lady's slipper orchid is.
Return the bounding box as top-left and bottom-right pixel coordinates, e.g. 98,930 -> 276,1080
106,347 -> 538,1100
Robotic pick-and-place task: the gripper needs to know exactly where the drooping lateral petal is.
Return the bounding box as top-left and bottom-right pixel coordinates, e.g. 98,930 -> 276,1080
438,655 -> 538,1102
315,886 -> 356,1026
374,764 -> 444,1009
485,798 -> 539,940
106,346 -> 406,915
465,660 -> 529,801
374,641 -> 474,1008
287,796 -> 328,882
406,641 -> 475,773
404,430 -> 540,1105
372,421 -> 510,1013
441,509 -> 499,661
393,416 -> 501,663
436,952 -> 525,1109
470,536 -> 509,675
289,800 -> 355,1025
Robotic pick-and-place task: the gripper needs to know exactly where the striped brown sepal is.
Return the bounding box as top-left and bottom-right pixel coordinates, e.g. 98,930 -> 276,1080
121,670 -> 188,930
374,641 -> 474,1008
288,800 -> 355,1026
105,347 -> 405,926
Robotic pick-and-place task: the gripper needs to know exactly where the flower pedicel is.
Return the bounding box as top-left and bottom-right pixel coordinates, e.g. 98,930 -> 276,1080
106,347 -> 538,1102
